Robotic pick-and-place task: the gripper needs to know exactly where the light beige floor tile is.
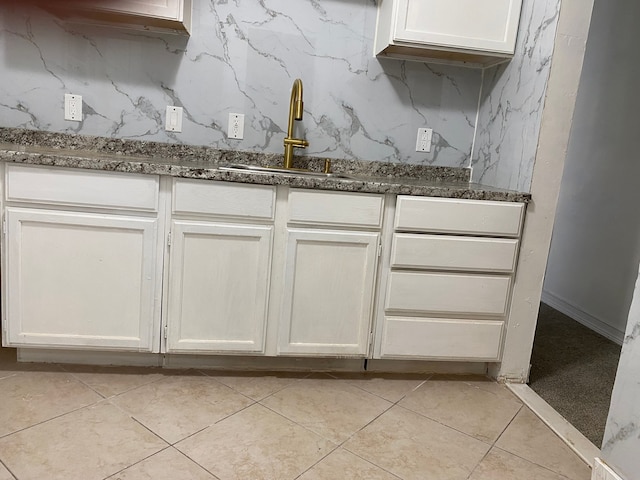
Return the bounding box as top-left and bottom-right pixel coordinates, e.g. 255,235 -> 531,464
111,374 -> 253,443
0,371 -> 102,437
327,373 -> 427,402
62,364 -> 170,397
399,376 -> 522,443
0,462 -> 14,480
176,403 -> 334,480
261,375 -> 393,443
430,375 -> 523,402
469,448 -> 578,480
203,371 -> 310,400
107,447 -> 217,480
496,408 -> 591,480
345,405 -> 490,480
0,402 -> 167,480
298,448 -> 399,480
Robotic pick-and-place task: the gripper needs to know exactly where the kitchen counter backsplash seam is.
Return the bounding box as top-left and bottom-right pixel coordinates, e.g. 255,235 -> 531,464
0,128 -> 530,202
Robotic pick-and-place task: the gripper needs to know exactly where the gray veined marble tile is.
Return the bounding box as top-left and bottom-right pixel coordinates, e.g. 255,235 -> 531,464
471,0 -> 562,192
0,0 -> 480,167
601,269 -> 640,478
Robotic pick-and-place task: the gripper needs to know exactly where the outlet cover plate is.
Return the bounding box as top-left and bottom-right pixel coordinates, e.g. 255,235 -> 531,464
416,127 -> 433,153
166,106 -> 183,132
228,113 -> 245,139
64,94 -> 82,122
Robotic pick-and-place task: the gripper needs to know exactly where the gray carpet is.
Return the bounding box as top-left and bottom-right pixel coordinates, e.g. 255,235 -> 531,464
529,303 -> 622,447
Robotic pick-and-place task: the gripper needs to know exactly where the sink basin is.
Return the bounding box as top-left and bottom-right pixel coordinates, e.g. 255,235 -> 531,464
218,164 -> 355,180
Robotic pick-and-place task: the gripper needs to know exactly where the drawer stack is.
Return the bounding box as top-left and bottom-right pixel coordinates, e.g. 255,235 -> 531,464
378,196 -> 525,361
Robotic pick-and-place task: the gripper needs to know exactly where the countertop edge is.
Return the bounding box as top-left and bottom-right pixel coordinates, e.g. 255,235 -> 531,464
0,149 -> 532,204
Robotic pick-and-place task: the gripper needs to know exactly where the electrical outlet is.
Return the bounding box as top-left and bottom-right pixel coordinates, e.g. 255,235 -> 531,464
64,94 -> 82,122
228,113 -> 245,139
165,106 -> 183,132
416,127 -> 433,153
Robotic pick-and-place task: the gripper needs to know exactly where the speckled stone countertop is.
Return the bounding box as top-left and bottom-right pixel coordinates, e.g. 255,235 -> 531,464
0,128 -> 531,202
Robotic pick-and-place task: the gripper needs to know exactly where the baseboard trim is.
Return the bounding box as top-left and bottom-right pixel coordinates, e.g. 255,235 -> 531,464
541,290 -> 624,345
592,458 -> 625,480
506,383 -> 600,467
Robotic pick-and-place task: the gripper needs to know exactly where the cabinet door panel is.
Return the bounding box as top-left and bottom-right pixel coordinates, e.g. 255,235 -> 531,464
394,0 -> 522,54
83,0 -> 183,20
278,229 -> 379,356
5,208 -> 159,351
166,221 -> 272,353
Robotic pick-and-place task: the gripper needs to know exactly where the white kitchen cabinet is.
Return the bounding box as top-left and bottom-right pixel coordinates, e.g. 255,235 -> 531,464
277,228 -> 379,357
4,208 -> 160,351
165,221 -> 272,354
374,195 -> 525,362
165,179 -> 276,355
375,0 -> 523,66
44,0 -> 192,35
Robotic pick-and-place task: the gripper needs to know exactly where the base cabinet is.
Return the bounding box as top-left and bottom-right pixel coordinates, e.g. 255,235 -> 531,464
277,228 -> 379,357
4,207 -> 160,351
165,221 -> 272,354
374,196 -> 525,361
2,166 -> 527,366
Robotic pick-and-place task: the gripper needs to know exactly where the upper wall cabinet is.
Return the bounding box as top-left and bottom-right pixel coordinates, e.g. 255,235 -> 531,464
374,0 -> 523,67
44,0 -> 193,35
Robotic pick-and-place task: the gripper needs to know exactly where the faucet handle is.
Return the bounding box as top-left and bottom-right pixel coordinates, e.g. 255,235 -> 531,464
324,159 -> 332,174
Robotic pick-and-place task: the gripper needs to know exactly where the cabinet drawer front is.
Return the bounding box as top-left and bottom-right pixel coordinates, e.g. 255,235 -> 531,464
173,179 -> 275,220
391,234 -> 519,273
386,271 -> 511,316
395,196 -> 524,237
288,189 -> 384,228
6,165 -> 159,211
380,316 -> 504,361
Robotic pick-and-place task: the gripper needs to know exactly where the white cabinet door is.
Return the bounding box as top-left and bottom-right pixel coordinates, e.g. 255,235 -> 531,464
278,229 -> 379,357
100,0 -> 186,21
43,0 -> 192,34
166,221 -> 272,354
4,208 -> 160,351
394,0 -> 522,54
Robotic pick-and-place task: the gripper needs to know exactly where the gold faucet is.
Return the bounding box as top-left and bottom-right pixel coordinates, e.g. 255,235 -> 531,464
283,78 -> 309,169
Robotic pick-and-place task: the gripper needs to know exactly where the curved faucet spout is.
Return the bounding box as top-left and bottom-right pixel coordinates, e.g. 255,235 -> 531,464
284,78 -> 309,169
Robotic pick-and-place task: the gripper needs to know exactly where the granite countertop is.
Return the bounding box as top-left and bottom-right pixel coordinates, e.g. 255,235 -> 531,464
0,128 -> 531,203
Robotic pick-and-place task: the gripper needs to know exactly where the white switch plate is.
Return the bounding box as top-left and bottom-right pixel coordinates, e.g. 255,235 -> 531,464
416,127 -> 433,153
228,113 -> 245,139
166,106 -> 183,132
64,94 -> 82,122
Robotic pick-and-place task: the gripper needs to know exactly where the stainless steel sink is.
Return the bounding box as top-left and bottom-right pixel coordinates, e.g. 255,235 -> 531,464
218,164 -> 355,180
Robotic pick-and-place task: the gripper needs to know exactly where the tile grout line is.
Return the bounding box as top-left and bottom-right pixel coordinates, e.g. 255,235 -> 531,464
170,400 -> 258,447
61,366 -> 173,400
0,458 -> 18,480
99,445 -> 173,480
491,445 -> 580,480
462,392 -> 525,479
0,396 -> 115,441
170,447 -> 223,480
197,369 -> 314,401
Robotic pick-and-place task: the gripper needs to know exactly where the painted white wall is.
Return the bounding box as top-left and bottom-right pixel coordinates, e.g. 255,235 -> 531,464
542,0 -> 640,344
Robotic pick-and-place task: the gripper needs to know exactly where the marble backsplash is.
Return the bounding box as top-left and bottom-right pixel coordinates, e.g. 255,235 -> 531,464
0,0 -> 482,167
601,265 -> 640,479
471,0 -> 562,192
